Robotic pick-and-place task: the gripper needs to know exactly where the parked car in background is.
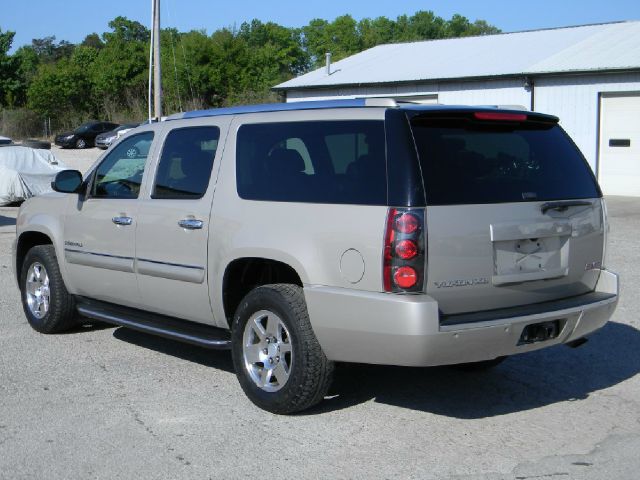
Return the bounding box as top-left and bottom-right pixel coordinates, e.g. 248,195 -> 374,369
55,121 -> 119,149
0,135 -> 12,145
0,145 -> 67,205
95,123 -> 141,150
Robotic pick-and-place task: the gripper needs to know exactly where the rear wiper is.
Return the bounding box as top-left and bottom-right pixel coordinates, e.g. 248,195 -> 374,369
541,200 -> 593,214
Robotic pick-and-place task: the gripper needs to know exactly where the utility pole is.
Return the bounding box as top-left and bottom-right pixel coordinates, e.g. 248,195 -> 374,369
153,0 -> 162,119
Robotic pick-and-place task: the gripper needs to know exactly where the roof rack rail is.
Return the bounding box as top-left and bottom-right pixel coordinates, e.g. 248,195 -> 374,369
166,98 -> 398,121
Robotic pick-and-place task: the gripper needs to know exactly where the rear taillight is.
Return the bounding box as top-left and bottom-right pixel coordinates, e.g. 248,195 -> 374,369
383,208 -> 426,293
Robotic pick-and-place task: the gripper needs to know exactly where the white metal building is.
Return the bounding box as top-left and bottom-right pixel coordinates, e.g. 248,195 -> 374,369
275,21 -> 640,196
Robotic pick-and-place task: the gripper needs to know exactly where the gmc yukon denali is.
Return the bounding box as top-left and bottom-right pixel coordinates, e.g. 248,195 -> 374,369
13,99 -> 619,413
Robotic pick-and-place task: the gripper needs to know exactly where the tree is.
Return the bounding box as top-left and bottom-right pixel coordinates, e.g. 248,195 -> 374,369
358,17 -> 396,50
0,28 -> 21,106
27,59 -> 93,121
81,33 -> 104,50
31,36 -> 75,63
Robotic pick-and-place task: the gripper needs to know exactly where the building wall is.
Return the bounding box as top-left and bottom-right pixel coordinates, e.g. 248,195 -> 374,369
284,72 -> 640,171
285,78 -> 529,106
534,73 -> 640,171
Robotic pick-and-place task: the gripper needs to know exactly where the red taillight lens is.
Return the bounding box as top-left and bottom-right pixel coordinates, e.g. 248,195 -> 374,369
394,266 -> 418,289
395,240 -> 418,260
395,213 -> 419,234
383,207 -> 425,293
474,112 -> 527,122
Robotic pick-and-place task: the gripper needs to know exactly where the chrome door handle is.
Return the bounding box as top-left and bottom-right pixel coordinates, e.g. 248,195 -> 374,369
178,219 -> 204,230
112,216 -> 133,226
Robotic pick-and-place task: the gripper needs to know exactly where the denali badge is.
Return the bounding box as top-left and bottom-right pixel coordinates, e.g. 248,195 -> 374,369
64,240 -> 83,248
434,278 -> 489,288
585,261 -> 602,271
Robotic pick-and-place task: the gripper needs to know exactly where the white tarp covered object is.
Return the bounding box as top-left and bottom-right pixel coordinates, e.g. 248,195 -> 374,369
0,146 -> 68,205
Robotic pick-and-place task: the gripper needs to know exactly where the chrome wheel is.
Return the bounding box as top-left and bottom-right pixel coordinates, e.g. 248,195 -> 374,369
25,262 -> 50,319
242,310 -> 293,392
76,138 -> 86,149
126,147 -> 139,158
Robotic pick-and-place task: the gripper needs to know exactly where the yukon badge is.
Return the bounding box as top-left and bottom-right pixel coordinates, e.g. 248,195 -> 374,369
434,278 -> 489,288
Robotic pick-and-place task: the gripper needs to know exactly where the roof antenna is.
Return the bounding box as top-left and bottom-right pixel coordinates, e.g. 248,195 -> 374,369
325,52 -> 332,75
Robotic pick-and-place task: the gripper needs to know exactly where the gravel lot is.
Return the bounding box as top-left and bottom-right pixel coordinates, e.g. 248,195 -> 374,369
0,192 -> 639,480
51,145 -> 104,173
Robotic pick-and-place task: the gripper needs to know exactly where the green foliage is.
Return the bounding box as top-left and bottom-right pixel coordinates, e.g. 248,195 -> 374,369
0,10 -> 500,128
31,36 -> 75,63
0,28 -> 21,106
27,59 -> 93,121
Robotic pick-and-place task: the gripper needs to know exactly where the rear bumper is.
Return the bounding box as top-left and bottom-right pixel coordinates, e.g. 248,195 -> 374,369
304,269 -> 619,366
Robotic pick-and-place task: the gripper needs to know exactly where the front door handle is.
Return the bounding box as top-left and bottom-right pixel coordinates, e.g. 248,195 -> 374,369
178,219 -> 204,230
112,216 -> 133,226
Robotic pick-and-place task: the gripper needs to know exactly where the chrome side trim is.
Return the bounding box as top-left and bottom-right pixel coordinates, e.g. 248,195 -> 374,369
64,248 -> 135,273
137,257 -> 205,283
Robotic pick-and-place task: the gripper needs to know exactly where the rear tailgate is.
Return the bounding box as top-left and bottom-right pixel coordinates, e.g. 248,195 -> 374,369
409,110 -> 604,315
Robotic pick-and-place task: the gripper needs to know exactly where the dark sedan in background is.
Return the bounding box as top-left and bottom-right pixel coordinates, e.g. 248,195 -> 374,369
55,121 -> 119,149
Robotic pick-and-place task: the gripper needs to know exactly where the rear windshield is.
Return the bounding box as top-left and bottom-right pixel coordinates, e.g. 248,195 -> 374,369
410,116 -> 600,205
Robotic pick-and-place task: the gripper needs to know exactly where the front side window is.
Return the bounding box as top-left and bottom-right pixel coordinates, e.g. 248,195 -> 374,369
236,121 -> 386,205
152,126 -> 220,199
92,131 -> 154,199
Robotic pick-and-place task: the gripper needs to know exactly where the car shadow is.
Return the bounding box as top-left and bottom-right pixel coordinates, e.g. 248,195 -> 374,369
94,320 -> 640,418
0,214 -> 16,227
112,327 -> 235,373
306,321 -> 640,417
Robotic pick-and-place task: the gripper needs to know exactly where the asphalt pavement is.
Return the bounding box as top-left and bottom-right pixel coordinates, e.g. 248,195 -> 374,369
0,193 -> 639,480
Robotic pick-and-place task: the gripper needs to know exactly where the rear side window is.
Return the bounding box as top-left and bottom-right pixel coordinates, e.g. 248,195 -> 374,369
236,121 -> 386,205
410,116 -> 600,205
153,126 -> 220,199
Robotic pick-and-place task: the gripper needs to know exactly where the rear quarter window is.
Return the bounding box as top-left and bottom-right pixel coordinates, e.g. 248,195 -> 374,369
410,116 -> 600,205
236,120 -> 387,205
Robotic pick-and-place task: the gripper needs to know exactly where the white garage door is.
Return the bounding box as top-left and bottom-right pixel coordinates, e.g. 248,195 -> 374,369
598,93 -> 640,196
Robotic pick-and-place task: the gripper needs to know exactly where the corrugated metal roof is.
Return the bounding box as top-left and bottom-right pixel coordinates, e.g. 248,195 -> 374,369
275,21 -> 640,90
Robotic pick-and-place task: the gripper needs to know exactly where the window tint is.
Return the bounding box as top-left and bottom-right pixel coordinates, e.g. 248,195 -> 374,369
236,121 -> 386,205
153,126 -> 220,199
92,131 -> 154,199
410,117 -> 600,205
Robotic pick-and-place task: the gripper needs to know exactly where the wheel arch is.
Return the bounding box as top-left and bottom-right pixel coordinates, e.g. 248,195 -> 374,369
15,230 -> 54,288
221,257 -> 304,328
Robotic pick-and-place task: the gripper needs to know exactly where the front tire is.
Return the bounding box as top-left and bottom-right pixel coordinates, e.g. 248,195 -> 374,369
231,284 -> 334,414
20,245 -> 77,333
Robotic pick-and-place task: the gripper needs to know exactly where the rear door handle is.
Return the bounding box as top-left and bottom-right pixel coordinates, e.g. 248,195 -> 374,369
178,219 -> 204,230
112,216 -> 133,226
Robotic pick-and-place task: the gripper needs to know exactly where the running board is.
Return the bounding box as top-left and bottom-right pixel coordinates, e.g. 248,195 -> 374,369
76,298 -> 231,350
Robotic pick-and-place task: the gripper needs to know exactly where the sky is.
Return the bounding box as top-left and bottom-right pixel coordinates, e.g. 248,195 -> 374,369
3,0 -> 640,52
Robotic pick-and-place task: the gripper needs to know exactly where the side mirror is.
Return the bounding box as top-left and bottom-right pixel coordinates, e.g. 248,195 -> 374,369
52,170 -> 83,193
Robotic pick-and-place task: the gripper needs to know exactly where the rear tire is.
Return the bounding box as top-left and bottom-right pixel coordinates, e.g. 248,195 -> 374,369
75,138 -> 86,149
231,284 -> 334,414
20,245 -> 77,334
